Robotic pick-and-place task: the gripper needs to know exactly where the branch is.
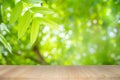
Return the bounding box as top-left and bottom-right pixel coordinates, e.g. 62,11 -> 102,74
33,45 -> 48,65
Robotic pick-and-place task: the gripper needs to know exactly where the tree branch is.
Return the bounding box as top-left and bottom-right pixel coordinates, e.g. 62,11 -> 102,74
33,45 -> 48,65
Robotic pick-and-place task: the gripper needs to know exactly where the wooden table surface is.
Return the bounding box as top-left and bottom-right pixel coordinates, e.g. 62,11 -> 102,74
0,65 -> 120,80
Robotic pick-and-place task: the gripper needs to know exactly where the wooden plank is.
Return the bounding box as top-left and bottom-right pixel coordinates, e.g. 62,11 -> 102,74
0,66 -> 120,80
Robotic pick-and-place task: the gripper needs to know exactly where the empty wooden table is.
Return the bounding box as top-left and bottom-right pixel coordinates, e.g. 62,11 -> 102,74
0,66 -> 120,80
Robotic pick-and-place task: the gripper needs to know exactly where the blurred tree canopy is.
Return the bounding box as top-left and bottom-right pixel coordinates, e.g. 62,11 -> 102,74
0,0 -> 120,65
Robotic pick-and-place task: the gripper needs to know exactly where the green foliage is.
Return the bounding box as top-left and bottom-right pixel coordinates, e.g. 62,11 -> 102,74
0,34 -> 11,53
30,7 -> 54,14
0,0 -> 120,65
8,0 -> 57,44
10,1 -> 23,24
0,23 -> 11,53
30,18 -> 40,45
18,10 -> 32,39
22,0 -> 44,3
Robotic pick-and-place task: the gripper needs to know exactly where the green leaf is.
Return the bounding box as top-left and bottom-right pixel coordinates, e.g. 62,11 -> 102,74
0,23 -> 9,33
0,34 -> 12,53
22,0 -> 44,3
9,1 -> 23,24
30,18 -> 40,45
30,7 -> 54,14
18,11 -> 32,39
40,18 -> 59,27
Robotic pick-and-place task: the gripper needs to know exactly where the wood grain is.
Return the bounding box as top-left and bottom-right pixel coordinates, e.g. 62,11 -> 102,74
0,66 -> 120,80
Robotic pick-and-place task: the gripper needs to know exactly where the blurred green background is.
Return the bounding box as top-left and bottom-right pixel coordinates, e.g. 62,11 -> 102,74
0,0 -> 120,65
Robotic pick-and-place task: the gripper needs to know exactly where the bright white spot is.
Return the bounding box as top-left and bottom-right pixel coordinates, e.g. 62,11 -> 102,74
114,28 -> 117,33
40,41 -> 44,45
4,51 -> 8,56
118,20 -> 120,23
68,30 -> 72,35
93,19 -> 97,24
0,23 -> 9,32
89,48 -> 95,54
109,32 -> 115,38
87,21 -> 92,27
22,7 -> 30,15
66,40 -> 71,48
33,3 -> 41,7
44,52 -> 48,57
42,26 -> 50,33
65,34 -> 69,39
6,7 -> 11,11
7,13 -> 10,18
59,25 -> 64,31
59,33 -> 65,38
2,31 -> 7,35
53,30 -> 59,35
102,36 -> 106,41
15,0 -> 20,3
34,13 -> 43,17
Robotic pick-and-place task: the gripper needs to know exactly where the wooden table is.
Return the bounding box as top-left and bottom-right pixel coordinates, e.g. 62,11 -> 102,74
0,66 -> 120,80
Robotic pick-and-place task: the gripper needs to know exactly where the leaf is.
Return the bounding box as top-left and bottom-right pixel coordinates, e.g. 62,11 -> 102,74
18,11 -> 32,39
40,18 -> 59,28
30,7 -> 54,14
30,18 -> 40,45
22,0 -> 44,3
0,23 -> 9,33
0,34 -> 12,53
9,1 -> 23,24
